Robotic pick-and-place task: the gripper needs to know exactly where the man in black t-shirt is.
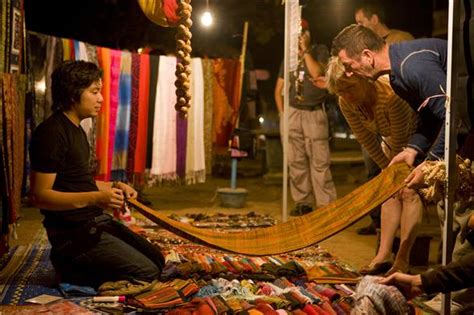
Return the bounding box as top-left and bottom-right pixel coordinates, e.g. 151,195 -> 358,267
29,60 -> 164,287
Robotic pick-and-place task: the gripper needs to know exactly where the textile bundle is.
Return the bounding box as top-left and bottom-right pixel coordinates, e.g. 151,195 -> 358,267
129,163 -> 411,255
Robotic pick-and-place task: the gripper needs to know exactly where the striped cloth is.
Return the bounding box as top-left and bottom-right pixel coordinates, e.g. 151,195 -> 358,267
338,76 -> 418,169
111,51 -> 131,181
126,53 -> 140,183
129,163 -> 410,255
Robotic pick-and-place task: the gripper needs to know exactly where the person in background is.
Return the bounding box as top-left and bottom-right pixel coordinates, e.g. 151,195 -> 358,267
354,1 -> 414,44
326,56 -> 423,276
353,1 -> 414,236
29,60 -> 164,287
274,20 -> 337,216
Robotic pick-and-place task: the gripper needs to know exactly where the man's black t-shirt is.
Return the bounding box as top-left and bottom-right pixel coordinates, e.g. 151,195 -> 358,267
29,112 -> 102,227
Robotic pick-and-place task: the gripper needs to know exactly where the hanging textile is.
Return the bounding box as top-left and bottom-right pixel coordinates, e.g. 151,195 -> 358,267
201,59 -> 214,174
185,58 -> 206,184
176,111 -> 187,179
150,56 -> 177,182
106,50 -> 122,180
42,35 -> 62,122
0,0 -> 8,73
129,163 -> 411,255
127,53 -> 140,183
96,47 -> 111,179
146,54 -> 159,170
61,38 -> 74,61
134,54 -> 151,185
8,0 -> 25,73
212,59 -> 242,150
1,73 -> 26,226
111,51 -> 132,181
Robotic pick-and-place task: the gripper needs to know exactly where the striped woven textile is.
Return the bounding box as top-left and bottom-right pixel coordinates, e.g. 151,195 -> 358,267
129,163 -> 410,255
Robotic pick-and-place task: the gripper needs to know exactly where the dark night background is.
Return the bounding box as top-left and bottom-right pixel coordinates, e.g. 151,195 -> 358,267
24,0 -> 448,110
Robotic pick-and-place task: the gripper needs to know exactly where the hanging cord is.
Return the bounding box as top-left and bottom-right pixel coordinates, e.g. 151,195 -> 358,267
417,85 -> 448,112
174,0 -> 193,118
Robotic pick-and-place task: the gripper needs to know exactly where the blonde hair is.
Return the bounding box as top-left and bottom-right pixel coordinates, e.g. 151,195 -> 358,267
325,56 -> 346,95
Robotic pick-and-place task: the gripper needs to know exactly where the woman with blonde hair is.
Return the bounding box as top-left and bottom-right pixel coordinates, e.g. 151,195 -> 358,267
326,56 -> 423,275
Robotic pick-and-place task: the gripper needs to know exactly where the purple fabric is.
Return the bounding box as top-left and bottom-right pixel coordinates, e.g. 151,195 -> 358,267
176,113 -> 187,179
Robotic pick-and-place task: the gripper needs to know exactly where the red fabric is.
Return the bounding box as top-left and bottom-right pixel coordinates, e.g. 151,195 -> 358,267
256,302 -> 278,315
134,53 -> 150,182
301,18 -> 309,30
163,0 -> 180,25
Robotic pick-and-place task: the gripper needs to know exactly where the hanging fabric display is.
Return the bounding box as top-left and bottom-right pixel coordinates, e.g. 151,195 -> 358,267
212,59 -> 242,150
150,56 -> 178,183
185,58 -> 205,184
111,51 -> 132,181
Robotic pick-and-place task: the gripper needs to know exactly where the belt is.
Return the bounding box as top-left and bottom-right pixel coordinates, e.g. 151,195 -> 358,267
290,103 -> 323,111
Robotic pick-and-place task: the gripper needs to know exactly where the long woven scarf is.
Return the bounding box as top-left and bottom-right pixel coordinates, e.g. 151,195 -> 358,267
129,163 -> 410,255
185,58 -> 206,184
111,51 -> 131,181
150,56 -> 177,183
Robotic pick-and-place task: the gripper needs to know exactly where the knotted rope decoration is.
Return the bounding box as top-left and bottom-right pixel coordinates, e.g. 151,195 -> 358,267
174,0 -> 193,118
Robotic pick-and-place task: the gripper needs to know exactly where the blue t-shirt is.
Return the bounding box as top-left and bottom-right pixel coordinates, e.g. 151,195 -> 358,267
389,38 -> 448,160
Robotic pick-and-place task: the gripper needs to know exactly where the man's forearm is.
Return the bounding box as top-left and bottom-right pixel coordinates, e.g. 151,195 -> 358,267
31,189 -> 102,211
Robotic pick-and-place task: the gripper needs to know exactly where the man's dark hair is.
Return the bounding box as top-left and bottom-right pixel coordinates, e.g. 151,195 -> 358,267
51,60 -> 102,112
356,1 -> 386,23
331,24 -> 385,57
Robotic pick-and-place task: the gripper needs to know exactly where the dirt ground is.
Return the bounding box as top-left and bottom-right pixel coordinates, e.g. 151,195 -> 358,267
12,150 -> 442,273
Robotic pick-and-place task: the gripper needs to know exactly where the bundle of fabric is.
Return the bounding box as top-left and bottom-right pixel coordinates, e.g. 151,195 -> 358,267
420,156 -> 473,205
351,276 -> 410,314
137,0 -> 180,27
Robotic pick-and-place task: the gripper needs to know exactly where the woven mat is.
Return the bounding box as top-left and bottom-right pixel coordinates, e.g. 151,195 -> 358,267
0,230 -> 60,305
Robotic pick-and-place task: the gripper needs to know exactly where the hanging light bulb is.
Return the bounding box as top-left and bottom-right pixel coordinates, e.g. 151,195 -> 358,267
201,0 -> 213,27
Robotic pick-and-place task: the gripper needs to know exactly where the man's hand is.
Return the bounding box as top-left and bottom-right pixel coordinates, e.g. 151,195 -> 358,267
299,30 -> 311,53
98,188 -> 124,210
114,182 -> 138,199
379,272 -> 423,299
389,147 -> 418,167
404,162 -> 427,189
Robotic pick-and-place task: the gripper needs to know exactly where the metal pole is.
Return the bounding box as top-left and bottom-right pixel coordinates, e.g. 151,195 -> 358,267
441,0 -> 460,313
282,0 -> 290,222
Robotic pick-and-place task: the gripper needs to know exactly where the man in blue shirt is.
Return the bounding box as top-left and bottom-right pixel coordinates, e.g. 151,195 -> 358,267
331,24 -> 448,188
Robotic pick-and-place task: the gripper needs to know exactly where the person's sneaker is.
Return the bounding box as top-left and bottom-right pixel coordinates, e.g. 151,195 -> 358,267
357,223 -> 378,235
290,204 -> 313,216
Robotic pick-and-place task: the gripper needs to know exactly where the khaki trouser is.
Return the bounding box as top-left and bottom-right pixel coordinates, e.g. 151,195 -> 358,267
280,106 -> 337,208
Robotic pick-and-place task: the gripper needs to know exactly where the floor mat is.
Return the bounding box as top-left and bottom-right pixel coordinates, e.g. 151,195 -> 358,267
0,230 -> 60,305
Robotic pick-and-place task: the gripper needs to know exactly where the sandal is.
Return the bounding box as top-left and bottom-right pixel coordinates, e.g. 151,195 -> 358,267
359,260 -> 393,275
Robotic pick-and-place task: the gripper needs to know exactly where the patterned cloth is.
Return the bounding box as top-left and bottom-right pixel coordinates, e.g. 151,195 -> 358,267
351,276 -> 410,314
111,51 -> 131,181
129,163 -> 410,255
